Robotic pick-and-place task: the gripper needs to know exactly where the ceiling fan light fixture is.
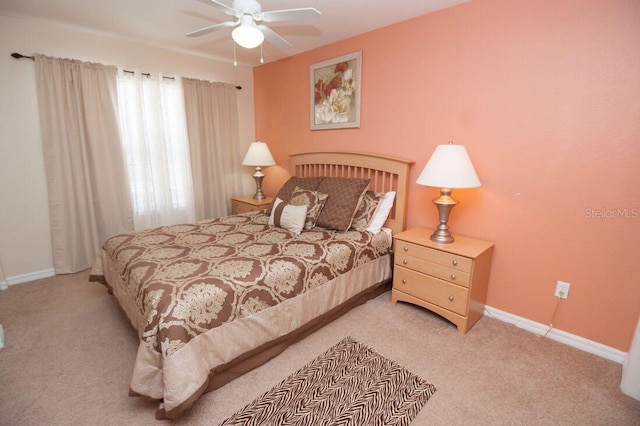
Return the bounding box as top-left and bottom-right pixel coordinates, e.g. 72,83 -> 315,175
232,15 -> 264,48
188,0 -> 321,56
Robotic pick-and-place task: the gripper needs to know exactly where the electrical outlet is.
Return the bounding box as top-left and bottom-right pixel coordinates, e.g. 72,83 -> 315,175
555,281 -> 570,299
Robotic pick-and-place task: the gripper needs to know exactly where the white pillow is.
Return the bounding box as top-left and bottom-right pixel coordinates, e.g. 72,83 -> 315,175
269,197 -> 308,235
366,191 -> 396,234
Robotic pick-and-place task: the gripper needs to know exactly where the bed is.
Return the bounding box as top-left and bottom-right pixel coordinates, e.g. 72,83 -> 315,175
90,151 -> 412,419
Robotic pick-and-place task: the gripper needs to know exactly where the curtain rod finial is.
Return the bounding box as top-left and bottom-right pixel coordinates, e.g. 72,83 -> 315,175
11,52 -> 35,60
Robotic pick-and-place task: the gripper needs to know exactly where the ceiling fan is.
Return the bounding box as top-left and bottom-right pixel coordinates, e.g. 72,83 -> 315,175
187,0 -> 321,51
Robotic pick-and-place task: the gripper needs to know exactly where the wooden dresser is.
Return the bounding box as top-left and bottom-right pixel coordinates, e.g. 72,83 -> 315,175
231,195 -> 273,214
392,227 -> 494,333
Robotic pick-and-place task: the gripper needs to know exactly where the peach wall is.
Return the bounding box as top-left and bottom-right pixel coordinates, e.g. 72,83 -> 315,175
254,0 -> 640,351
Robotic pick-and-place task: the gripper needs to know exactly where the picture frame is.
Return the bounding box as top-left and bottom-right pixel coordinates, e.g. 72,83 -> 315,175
310,51 -> 362,130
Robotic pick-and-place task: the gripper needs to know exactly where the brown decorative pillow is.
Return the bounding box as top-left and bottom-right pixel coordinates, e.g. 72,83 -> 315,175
351,191 -> 385,231
271,176 -> 325,213
289,186 -> 328,230
315,177 -> 370,232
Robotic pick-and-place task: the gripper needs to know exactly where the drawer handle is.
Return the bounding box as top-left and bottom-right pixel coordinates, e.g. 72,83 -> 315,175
403,246 -> 409,252
450,274 -> 456,280
452,259 -> 458,266
401,279 -> 407,284
448,295 -> 454,301
402,259 -> 408,265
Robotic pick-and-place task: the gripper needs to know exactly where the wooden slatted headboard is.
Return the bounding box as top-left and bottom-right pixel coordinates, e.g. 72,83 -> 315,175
290,152 -> 413,234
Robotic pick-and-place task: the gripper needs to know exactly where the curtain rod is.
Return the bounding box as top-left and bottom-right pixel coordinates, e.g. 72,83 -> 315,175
10,52 -> 242,90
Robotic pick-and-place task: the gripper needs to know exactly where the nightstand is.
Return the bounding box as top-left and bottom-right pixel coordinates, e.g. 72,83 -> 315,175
392,227 -> 494,333
231,195 -> 273,214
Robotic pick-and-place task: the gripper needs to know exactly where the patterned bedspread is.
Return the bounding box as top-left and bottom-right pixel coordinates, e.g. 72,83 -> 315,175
101,210 -> 391,378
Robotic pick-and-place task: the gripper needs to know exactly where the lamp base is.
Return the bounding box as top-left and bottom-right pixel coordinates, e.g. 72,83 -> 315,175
430,188 -> 458,244
252,167 -> 266,200
430,226 -> 454,244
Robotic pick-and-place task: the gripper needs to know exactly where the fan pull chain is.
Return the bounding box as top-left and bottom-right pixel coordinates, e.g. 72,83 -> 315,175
233,41 -> 237,66
260,44 -> 264,64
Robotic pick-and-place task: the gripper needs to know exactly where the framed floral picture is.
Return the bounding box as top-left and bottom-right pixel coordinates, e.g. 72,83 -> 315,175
310,51 -> 362,130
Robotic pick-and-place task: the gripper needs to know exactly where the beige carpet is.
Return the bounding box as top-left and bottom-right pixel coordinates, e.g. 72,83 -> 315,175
0,270 -> 639,425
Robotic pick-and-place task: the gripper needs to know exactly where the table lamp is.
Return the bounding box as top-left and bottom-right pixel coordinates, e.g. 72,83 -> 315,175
416,143 -> 481,243
242,141 -> 276,200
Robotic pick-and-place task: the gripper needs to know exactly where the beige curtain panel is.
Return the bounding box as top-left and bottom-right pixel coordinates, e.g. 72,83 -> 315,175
34,55 -> 133,274
183,78 -> 243,220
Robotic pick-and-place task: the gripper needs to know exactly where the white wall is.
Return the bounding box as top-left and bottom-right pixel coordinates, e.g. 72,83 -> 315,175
0,15 -> 256,279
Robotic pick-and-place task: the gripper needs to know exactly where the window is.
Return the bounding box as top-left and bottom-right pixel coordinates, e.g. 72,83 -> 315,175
117,71 -> 195,230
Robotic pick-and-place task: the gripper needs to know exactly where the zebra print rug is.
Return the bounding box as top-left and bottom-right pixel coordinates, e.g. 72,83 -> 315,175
219,337 -> 436,425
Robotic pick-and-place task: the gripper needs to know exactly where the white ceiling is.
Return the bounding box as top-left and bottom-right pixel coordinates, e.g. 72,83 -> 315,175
0,0 -> 468,66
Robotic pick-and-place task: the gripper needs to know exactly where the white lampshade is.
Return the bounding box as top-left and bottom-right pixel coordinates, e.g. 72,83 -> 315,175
242,141 -> 275,167
242,141 -> 275,201
232,16 -> 264,49
416,144 -> 481,189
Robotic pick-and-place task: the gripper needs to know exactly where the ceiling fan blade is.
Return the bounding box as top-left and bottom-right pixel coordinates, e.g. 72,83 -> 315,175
259,25 -> 292,51
186,21 -> 237,37
260,7 -> 321,23
195,0 -> 241,17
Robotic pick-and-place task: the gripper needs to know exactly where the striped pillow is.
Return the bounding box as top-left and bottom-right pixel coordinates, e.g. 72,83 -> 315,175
268,198 -> 307,235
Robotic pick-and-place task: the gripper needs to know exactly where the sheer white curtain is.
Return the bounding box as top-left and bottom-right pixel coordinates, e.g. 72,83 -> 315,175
182,78 -> 243,220
34,55 -> 133,273
117,70 -> 196,230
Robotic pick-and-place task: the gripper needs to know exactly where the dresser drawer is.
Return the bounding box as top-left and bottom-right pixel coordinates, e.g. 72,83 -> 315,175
395,253 -> 471,287
395,240 -> 472,272
393,267 -> 469,316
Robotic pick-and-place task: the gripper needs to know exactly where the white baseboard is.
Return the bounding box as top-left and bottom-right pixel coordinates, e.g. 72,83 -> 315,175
3,268 -> 55,287
484,305 -> 627,364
